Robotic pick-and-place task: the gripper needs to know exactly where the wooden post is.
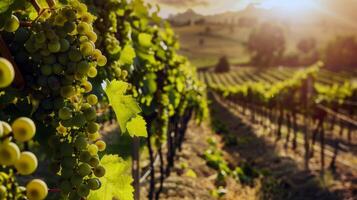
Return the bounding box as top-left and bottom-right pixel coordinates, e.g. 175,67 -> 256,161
303,77 -> 313,171
132,137 -> 140,200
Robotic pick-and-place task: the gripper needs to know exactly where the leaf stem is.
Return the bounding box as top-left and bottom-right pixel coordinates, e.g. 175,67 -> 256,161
28,0 -> 42,13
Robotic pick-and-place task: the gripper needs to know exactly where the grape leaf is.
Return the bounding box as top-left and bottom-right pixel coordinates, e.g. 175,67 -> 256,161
138,33 -> 152,48
126,115 -> 147,137
119,45 -> 136,65
88,155 -> 134,200
104,80 -> 142,133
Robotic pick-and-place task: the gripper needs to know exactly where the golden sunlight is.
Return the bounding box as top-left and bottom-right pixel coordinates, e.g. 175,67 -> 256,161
259,0 -> 320,14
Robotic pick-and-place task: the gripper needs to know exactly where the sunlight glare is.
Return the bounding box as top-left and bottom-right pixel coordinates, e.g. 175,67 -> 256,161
259,0 -> 319,14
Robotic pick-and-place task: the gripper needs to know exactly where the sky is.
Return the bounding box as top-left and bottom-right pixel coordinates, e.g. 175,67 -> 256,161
146,0 -> 357,19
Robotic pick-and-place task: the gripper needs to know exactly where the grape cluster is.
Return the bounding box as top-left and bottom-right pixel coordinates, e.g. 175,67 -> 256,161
5,1 -> 107,199
0,117 -> 48,200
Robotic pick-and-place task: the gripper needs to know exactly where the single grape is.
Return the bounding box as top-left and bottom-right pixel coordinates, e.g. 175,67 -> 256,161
83,107 -> 96,121
77,183 -> 90,197
70,174 -> 83,187
74,136 -> 88,150
59,107 -> 72,120
86,30 -> 97,42
48,40 -> 61,53
80,41 -> 94,56
68,49 -> 82,62
78,163 -> 92,177
59,180 -> 72,195
61,167 -> 74,179
87,178 -> 101,190
11,117 -> 36,142
60,86 -> 76,98
0,57 -> 15,88
61,156 -> 76,168
88,132 -> 100,142
79,151 -> 91,163
86,122 -> 99,134
87,67 -> 97,78
59,38 -> 70,52
77,22 -> 90,35
93,165 -> 105,178
15,151 -> 38,175
0,142 -> 20,165
4,15 -> 20,32
0,185 -> 7,199
26,179 -> 48,200
87,144 -> 98,156
87,94 -> 98,105
76,60 -> 90,75
97,55 -> 107,67
82,81 -> 92,93
95,140 -> 106,152
89,156 -> 99,167
40,64 -> 52,76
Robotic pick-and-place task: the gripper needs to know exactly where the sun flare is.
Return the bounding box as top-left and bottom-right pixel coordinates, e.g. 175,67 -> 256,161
259,0 -> 319,14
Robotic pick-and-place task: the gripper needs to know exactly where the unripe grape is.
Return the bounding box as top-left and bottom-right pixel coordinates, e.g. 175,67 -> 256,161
4,15 -> 20,32
71,113 -> 87,127
78,163 -> 92,177
26,179 -> 48,200
0,185 -> 7,199
77,183 -> 90,197
48,40 -> 61,53
89,156 -> 99,167
0,122 -> 3,138
87,178 -> 101,190
83,107 -> 96,121
59,38 -> 70,52
12,117 -> 36,142
0,57 -> 15,88
15,151 -> 38,175
86,122 -> 99,134
76,60 -> 90,75
74,136 -> 88,150
82,81 -> 92,93
40,64 -> 52,76
95,140 -> 106,152
87,94 -> 98,105
62,156 -> 76,168
88,132 -> 100,142
88,144 -> 98,156
61,167 -> 74,179
97,55 -> 107,67
68,49 -> 82,62
80,41 -> 94,56
0,142 -> 20,165
79,151 -> 91,163
93,165 -> 105,177
77,22 -> 90,35
87,67 -> 97,78
86,30 -> 97,42
59,107 -> 72,120
60,86 -> 76,98
70,174 -> 83,187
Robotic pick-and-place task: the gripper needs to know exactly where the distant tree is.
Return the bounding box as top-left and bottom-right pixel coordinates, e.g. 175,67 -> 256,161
215,56 -> 230,73
324,36 -> 357,70
247,22 -> 285,66
297,37 -> 316,53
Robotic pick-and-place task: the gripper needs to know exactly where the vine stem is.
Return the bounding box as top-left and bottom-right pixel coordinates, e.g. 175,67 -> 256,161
28,0 -> 42,13
0,35 -> 25,88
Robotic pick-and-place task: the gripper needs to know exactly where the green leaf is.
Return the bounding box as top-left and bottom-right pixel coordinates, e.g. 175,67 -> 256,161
138,33 -> 152,48
104,80 -> 141,133
88,155 -> 134,200
119,45 -> 136,65
126,115 -> 147,137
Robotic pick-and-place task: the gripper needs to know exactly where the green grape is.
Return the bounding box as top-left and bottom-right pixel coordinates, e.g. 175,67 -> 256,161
60,38 -> 70,52
43,54 -> 56,64
97,55 -> 107,67
87,178 -> 101,190
60,86 -> 76,98
76,60 -> 90,75
87,94 -> 98,105
79,151 -> 91,163
87,67 -> 97,78
40,64 -> 53,76
0,142 -> 20,166
81,103 -> 91,110
0,57 -> 15,88
74,136 -> 88,150
70,174 -> 83,187
53,63 -> 64,75
80,41 -> 94,56
26,179 -> 48,200
14,151 -> 38,175
89,156 -> 99,167
68,191 -> 81,200
82,81 -> 92,93
12,117 -> 36,142
71,113 -> 87,127
93,165 -> 105,177
77,183 -> 90,197
83,107 -> 96,121
0,185 -> 6,199
64,21 -> 76,33
0,122 -> 3,137
95,140 -> 106,152
4,15 -> 20,32
59,107 -> 72,120
77,22 -> 90,35
86,31 -> 97,42
80,12 -> 94,24
87,144 -> 98,156
78,163 -> 92,177
68,49 -> 82,62
45,29 -> 57,40
48,40 -> 61,53
86,122 -> 99,134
